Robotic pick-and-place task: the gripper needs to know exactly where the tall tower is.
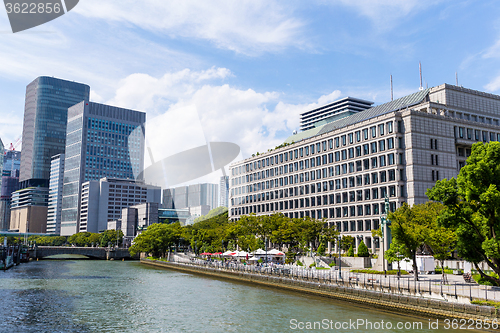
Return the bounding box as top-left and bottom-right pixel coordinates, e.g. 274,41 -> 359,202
220,175 -> 229,207
60,101 -> 146,235
20,76 -> 90,186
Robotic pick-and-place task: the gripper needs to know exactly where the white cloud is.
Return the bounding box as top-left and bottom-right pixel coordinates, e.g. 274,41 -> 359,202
324,0 -> 447,31
485,75 -> 500,92
73,0 -> 307,55
108,67 -> 344,163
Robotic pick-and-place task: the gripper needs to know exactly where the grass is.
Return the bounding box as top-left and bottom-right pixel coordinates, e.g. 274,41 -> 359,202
472,272 -> 500,286
351,269 -> 409,275
315,267 -> 330,270
471,300 -> 500,308
435,268 -> 454,274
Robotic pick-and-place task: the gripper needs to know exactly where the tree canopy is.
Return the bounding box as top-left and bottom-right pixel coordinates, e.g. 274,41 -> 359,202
427,141 -> 500,285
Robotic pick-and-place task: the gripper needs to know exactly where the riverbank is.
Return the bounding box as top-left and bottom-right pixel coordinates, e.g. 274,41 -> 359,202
141,258 -> 500,323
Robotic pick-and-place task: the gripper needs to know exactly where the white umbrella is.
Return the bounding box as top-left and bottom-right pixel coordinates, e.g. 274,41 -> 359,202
253,249 -> 267,255
268,249 -> 285,255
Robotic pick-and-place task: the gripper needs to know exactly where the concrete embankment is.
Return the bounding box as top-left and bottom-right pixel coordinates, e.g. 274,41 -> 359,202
141,259 -> 500,323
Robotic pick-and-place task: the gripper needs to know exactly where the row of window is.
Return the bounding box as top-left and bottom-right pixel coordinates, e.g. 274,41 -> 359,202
232,151 -> 403,188
231,200 -> 397,220
232,121 -> 402,176
455,126 -> 500,142
233,185 -> 402,207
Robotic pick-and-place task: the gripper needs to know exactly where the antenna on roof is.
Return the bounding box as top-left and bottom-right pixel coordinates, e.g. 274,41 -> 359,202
419,62 -> 423,91
456,72 -> 459,86
390,74 -> 393,101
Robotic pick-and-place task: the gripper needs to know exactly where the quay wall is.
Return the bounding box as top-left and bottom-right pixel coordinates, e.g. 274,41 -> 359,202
141,259 -> 499,322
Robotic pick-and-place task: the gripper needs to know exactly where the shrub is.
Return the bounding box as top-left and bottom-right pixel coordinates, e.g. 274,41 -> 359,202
317,244 -> 326,256
329,261 -> 336,267
472,272 -> 500,286
296,260 -> 303,266
347,245 -> 354,257
357,241 -> 369,257
351,269 -> 409,275
309,262 -> 316,268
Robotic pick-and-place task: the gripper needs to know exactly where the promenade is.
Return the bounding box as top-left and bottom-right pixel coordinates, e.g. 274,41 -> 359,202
169,254 -> 500,303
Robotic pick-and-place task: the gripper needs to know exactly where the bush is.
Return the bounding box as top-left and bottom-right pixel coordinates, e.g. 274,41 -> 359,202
316,267 -> 330,270
471,300 -> 500,308
357,240 -> 369,257
317,244 -> 326,256
472,272 -> 500,286
351,269 -> 409,275
296,260 -> 303,266
309,262 -> 316,268
329,261 -> 336,267
347,245 -> 354,257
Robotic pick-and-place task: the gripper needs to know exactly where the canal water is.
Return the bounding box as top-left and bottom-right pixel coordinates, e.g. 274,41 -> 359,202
0,260 -> 480,332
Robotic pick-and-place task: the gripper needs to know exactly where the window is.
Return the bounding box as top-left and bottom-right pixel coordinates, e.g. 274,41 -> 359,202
364,174 -> 370,185
363,144 -> 369,155
355,131 -> 361,142
371,142 -> 377,154
335,151 -> 340,162
342,149 -> 347,160
363,129 -> 369,140
387,137 -> 394,149
379,140 -> 386,151
328,139 -> 333,149
342,135 -> 347,146
363,159 -> 370,170
388,169 -> 395,181
334,137 -> 339,148
364,189 -> 370,200
475,130 -> 480,141
348,148 -> 354,159
356,146 -> 362,157
379,124 -> 385,136
388,154 -> 395,165
379,155 -> 386,167
387,121 -> 393,133
348,133 -> 353,144
372,188 -> 379,199
371,157 -> 378,168
380,171 -> 387,182
372,172 -> 378,184
389,186 -> 396,197
371,126 -> 377,138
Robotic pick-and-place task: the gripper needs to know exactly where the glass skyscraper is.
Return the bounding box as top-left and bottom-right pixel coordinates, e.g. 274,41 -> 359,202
0,149 -> 21,230
60,101 -> 146,236
20,76 -> 90,186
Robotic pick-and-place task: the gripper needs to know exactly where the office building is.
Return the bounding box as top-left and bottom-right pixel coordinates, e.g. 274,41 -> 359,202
80,178 -> 161,233
220,175 -> 229,207
162,183 -> 218,211
229,83 -> 500,254
60,101 -> 146,235
19,76 -> 90,185
9,187 -> 48,233
300,97 -> 373,131
46,154 -> 64,234
0,150 -> 21,230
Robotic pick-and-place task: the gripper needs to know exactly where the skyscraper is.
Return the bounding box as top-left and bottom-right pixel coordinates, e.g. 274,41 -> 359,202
220,175 -> 229,207
60,101 -> 146,235
20,76 -> 90,186
47,154 -> 64,234
162,183 -> 218,210
0,149 -> 21,230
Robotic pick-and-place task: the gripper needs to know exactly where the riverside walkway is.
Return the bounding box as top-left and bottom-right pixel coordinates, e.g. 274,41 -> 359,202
169,254 -> 500,303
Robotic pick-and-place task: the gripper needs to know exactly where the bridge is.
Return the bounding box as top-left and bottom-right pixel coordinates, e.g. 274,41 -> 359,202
30,246 -> 134,260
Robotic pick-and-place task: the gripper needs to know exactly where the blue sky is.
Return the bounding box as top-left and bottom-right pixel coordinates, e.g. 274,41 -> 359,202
1,0 -> 500,170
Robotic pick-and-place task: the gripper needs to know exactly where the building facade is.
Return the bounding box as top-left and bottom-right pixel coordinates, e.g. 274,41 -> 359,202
9,187 -> 48,233
19,76 -> 90,185
300,97 -> 373,131
80,178 -> 161,233
0,149 -> 21,230
47,154 -> 64,234
229,84 -> 500,254
220,175 -> 229,207
162,183 -> 219,210
60,101 -> 146,235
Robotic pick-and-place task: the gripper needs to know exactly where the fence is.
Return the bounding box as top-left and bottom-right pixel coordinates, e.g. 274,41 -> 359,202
169,255 -> 500,303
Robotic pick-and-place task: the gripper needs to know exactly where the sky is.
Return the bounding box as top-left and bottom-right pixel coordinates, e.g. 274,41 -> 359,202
1,0 -> 500,185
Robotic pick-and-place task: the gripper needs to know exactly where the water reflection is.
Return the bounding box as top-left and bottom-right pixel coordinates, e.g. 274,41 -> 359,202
0,260 -> 473,332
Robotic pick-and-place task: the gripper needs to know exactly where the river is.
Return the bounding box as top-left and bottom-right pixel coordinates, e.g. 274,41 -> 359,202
0,260 -> 482,332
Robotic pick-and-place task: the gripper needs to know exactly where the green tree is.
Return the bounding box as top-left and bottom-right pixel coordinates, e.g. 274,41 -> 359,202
426,141 -> 500,285
389,202 -> 443,281
129,222 -> 182,257
100,230 -> 124,247
357,240 -> 369,257
425,222 -> 456,283
347,245 -> 354,257
385,241 -> 406,276
340,236 -> 354,254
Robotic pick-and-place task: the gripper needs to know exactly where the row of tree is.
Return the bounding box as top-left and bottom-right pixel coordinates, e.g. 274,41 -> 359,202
388,142 -> 500,285
129,212 -> 340,262
1,230 -> 124,248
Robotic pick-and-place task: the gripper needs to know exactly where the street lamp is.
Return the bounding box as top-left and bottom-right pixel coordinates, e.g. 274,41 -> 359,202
380,196 -> 391,277
338,235 -> 342,279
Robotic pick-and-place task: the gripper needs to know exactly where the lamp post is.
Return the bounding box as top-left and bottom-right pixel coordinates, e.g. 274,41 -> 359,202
380,196 -> 391,277
265,236 -> 268,266
338,235 -> 342,279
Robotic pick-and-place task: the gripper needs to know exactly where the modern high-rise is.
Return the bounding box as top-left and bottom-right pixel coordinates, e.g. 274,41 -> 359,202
162,183 -> 218,211
47,154 -> 64,234
300,97 -> 373,131
19,76 -> 90,186
220,176 -> 229,207
0,150 -> 21,230
60,101 -> 146,235
229,83 -> 500,255
80,178 -> 160,233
